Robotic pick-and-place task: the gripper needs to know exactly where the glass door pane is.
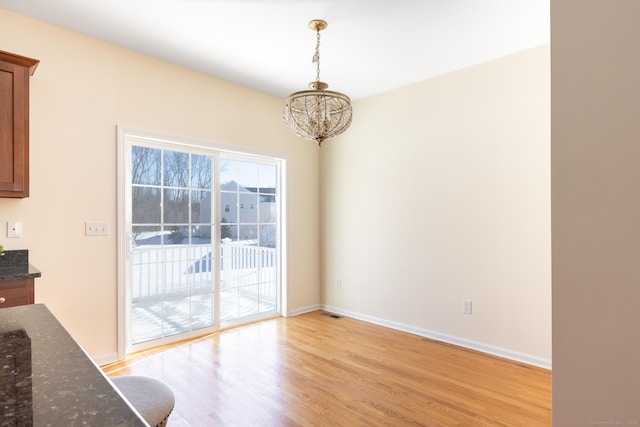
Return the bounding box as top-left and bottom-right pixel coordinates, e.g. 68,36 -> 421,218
129,146 -> 216,346
220,158 -> 278,324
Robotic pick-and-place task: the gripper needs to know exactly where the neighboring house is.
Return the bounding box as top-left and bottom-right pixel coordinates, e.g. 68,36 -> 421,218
220,181 -> 276,245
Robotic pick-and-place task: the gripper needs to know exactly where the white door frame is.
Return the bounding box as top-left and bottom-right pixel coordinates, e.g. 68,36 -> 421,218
116,126 -> 287,360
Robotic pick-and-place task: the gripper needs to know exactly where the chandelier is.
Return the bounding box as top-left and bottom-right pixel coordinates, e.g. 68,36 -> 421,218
283,19 -> 352,147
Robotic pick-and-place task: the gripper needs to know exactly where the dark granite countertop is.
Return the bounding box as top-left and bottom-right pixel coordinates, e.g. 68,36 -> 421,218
0,304 -> 148,426
0,263 -> 42,280
0,250 -> 41,280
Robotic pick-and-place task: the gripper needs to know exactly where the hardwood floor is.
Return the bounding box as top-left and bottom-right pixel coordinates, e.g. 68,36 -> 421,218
102,311 -> 551,426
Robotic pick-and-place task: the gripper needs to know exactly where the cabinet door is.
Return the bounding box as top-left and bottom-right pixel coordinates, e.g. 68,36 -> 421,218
0,51 -> 38,198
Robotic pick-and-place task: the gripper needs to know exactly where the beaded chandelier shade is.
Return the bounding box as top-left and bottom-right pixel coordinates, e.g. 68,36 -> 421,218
283,20 -> 352,147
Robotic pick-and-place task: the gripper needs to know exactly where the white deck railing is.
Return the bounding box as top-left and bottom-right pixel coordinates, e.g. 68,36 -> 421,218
131,241 -> 277,303
130,241 -> 277,343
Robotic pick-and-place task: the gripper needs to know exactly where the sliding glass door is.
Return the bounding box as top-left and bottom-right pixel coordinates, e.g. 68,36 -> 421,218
118,129 -> 282,354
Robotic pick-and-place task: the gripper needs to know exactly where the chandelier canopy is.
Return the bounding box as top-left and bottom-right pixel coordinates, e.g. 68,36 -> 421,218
283,19 -> 352,147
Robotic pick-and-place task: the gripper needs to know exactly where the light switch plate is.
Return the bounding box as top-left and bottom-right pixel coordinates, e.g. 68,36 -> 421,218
7,221 -> 21,238
85,222 -> 108,236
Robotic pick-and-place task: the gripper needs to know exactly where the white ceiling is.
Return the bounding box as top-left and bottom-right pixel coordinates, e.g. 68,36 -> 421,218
0,0 -> 549,100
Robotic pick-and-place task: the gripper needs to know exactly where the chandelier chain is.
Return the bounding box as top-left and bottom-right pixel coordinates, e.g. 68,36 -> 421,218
313,29 -> 321,82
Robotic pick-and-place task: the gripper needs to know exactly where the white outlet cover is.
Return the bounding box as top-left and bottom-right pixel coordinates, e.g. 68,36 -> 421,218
462,299 -> 472,314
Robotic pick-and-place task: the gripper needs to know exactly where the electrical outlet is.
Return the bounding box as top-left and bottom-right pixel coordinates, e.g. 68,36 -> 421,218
336,280 -> 342,289
462,299 -> 472,315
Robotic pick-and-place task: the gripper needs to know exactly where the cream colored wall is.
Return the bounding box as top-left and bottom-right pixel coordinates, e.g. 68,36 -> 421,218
0,9 -> 320,360
552,0 -> 640,423
321,46 -> 551,365
1,6 -> 551,369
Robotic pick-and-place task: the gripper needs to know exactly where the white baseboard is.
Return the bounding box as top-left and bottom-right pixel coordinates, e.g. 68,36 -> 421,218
321,304 -> 551,370
286,304 -> 321,317
93,352 -> 119,367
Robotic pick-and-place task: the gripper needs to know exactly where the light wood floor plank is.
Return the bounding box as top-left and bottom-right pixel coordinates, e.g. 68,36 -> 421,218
103,311 -> 551,426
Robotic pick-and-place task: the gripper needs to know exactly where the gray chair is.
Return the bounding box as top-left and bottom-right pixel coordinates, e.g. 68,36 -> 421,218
111,375 -> 175,427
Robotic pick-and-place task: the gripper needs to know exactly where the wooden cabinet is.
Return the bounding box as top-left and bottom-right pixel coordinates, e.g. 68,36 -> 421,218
0,50 -> 39,198
0,277 -> 35,308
